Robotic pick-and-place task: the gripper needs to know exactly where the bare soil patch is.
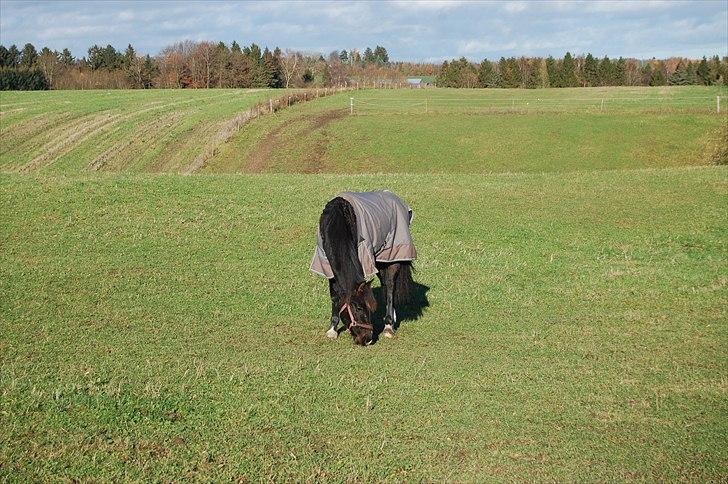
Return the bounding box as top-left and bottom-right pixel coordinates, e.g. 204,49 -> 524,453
245,108 -> 347,173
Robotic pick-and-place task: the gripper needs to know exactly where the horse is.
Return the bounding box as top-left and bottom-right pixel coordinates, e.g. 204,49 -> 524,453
310,191 -> 417,346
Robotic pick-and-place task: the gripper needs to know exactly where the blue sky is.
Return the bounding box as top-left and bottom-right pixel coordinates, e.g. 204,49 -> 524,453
1,0 -> 726,61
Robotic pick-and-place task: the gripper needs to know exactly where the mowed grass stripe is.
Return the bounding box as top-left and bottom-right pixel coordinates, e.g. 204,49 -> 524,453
1,167 -> 725,480
0,89 -> 279,173
41,90 -> 275,174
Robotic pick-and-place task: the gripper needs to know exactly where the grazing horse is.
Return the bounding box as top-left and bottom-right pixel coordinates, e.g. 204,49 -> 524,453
311,191 -> 417,345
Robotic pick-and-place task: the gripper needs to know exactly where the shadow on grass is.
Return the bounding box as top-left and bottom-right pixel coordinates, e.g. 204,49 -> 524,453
372,281 -> 430,334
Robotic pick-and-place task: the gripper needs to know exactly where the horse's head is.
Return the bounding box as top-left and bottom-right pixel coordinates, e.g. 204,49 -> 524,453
341,281 -> 377,346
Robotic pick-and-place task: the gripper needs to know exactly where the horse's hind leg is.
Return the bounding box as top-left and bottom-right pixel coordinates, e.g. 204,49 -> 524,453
378,264 -> 397,338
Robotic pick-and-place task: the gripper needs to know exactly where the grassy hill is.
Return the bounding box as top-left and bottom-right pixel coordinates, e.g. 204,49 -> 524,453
0,89 -> 278,173
207,85 -> 727,173
1,86 -> 725,174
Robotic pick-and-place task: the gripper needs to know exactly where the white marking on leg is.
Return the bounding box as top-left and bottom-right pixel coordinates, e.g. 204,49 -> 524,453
326,328 -> 338,339
393,308 -> 397,323
383,324 -> 394,338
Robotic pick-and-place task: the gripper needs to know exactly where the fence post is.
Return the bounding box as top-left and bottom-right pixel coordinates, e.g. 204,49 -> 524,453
269,98 -> 273,113
718,95 -> 721,114
350,97 -> 354,115
600,98 -> 604,112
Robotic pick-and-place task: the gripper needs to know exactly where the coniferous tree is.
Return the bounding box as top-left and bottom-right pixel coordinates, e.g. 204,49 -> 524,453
271,47 -> 284,87
582,53 -> 598,86
339,50 -> 349,63
477,59 -> 501,87
436,60 -> 450,86
141,55 -> 157,88
545,56 -> 558,87
500,57 -> 521,88
614,57 -> 626,85
668,61 -> 691,85
59,48 -> 75,66
651,61 -> 667,86
709,55 -> 722,84
696,56 -> 711,85
102,45 -> 121,70
560,52 -> 578,87
373,45 -> 389,65
20,43 -> 38,67
230,41 -> 242,54
527,58 -> 545,88
363,47 -> 374,64
87,45 -> 103,70
597,56 -> 613,85
0,46 -> 10,67
640,62 -> 653,85
7,45 -> 20,68
685,61 -> 698,85
123,44 -> 136,69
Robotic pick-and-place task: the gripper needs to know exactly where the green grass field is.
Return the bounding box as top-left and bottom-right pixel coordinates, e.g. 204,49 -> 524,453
0,88 -> 282,173
1,86 -> 727,480
207,86 -> 727,174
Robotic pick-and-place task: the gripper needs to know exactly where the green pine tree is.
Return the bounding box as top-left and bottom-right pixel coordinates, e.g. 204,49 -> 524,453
363,47 -> 374,64
597,56 -> 613,86
0,46 -> 11,67
478,59 -> 501,87
697,56 -> 711,85
614,57 -> 626,85
582,53 -> 598,86
59,48 -> 74,66
20,43 -> 38,67
651,61 -> 667,86
560,52 -> 578,87
8,45 -> 20,68
545,56 -> 558,87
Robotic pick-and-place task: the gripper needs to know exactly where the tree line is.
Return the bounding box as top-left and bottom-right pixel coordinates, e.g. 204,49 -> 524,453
437,52 -> 728,88
0,41 -> 424,90
1,41 -> 725,90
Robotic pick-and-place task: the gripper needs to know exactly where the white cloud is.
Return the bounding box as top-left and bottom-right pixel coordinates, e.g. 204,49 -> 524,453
503,1 -> 527,13
458,39 -> 517,54
390,0 -> 466,11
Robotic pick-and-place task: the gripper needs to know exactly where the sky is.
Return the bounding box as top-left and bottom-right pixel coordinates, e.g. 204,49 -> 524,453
0,0 -> 726,62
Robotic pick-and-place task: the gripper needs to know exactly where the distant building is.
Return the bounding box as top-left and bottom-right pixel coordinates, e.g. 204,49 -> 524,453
406,76 -> 435,88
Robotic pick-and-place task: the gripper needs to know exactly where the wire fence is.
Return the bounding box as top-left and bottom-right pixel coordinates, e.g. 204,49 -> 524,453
347,95 -> 725,115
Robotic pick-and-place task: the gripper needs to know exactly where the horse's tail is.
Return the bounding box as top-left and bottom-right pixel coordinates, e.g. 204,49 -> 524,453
394,262 -> 414,306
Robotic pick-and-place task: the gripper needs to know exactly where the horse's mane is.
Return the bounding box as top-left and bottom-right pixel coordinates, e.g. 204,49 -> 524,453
319,197 -> 364,303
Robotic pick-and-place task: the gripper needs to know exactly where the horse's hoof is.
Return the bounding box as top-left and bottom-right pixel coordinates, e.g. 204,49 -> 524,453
383,325 -> 394,338
326,328 -> 338,339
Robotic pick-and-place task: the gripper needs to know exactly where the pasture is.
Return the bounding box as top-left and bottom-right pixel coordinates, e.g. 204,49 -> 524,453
0,88 -> 279,173
1,86 -> 727,480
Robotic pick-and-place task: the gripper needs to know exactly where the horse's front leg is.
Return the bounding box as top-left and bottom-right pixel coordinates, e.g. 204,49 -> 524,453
327,280 -> 340,339
327,301 -> 340,338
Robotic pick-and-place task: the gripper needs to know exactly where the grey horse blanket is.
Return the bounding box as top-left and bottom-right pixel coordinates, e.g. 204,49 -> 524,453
310,191 -> 416,279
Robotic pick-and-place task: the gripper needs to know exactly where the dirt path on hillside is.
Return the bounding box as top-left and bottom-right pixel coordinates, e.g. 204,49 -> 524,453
245,108 -> 347,173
